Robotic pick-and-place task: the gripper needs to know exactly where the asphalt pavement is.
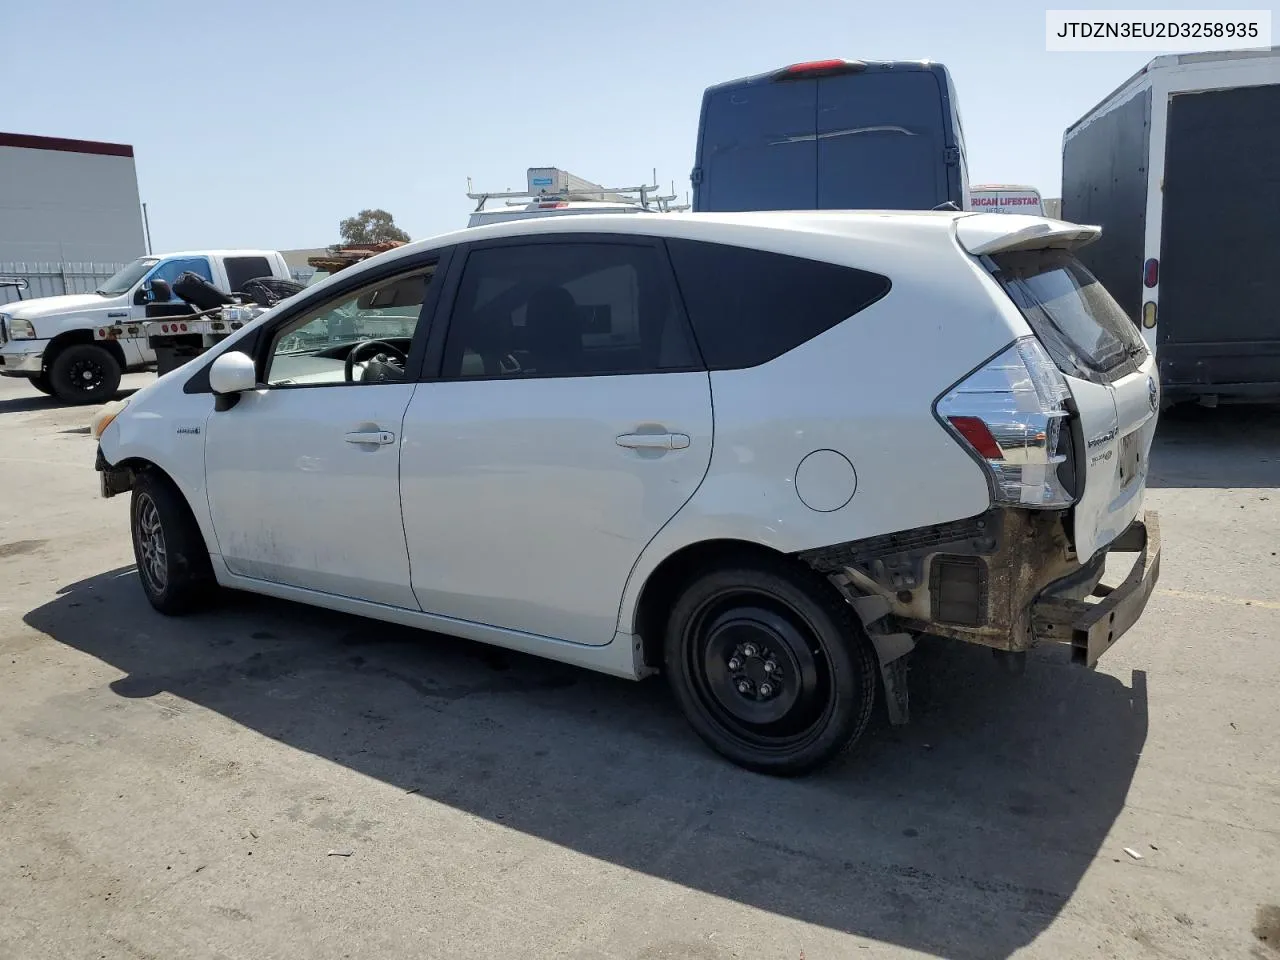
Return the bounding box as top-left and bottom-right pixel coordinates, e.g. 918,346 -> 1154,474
1,372 -> 1278,960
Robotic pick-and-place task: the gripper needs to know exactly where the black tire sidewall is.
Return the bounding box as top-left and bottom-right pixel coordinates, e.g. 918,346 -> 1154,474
664,563 -> 876,776
50,344 -> 121,405
30,373 -> 55,395
129,472 -> 212,614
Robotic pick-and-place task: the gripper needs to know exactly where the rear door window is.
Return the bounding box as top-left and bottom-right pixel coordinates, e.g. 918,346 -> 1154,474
666,239 -> 891,369
440,242 -> 699,379
816,71 -> 949,210
699,81 -> 817,211
224,256 -> 274,293
987,249 -> 1148,380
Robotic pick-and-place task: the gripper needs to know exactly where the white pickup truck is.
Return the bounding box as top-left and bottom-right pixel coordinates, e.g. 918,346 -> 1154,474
0,249 -> 290,404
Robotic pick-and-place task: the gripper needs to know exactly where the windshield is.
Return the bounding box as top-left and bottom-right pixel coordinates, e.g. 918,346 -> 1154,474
988,248 -> 1147,378
96,257 -> 159,296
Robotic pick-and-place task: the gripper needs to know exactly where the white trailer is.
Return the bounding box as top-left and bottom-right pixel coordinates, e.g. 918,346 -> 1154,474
1062,47 -> 1280,405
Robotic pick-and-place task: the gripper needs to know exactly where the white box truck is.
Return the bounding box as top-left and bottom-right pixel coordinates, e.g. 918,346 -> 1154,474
1062,47 -> 1280,406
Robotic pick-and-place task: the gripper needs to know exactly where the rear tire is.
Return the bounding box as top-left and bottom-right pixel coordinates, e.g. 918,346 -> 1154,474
664,558 -> 877,776
48,343 -> 121,405
30,373 -> 55,396
130,470 -> 216,615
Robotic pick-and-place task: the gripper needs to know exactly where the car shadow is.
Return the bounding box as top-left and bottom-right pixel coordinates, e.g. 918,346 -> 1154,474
26,568 -> 1148,960
1149,403 -> 1280,489
0,387 -> 138,415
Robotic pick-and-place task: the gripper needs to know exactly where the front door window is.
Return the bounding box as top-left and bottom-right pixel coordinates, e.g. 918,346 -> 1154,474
265,268 -> 434,387
146,257 -> 213,300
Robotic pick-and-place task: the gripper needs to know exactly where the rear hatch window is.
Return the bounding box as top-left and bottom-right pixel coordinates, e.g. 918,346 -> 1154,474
813,70 -> 950,210
698,80 -> 819,211
986,248 -> 1148,382
697,68 -> 951,212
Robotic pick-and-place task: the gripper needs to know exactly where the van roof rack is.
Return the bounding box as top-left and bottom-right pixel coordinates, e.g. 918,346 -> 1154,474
466,167 -> 689,213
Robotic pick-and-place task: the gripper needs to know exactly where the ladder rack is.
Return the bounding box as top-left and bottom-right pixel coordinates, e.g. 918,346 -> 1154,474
466,171 -> 688,213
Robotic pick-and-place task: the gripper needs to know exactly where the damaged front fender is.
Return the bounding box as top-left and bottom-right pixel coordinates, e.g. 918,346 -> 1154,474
95,444 -> 136,499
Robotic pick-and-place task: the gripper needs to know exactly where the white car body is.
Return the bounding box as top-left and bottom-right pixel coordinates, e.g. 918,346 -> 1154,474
93,210 -> 1162,773
0,249 -> 290,399
466,200 -> 656,228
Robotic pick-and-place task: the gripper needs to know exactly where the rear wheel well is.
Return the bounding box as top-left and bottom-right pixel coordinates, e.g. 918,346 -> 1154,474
45,329 -> 126,371
635,539 -> 827,670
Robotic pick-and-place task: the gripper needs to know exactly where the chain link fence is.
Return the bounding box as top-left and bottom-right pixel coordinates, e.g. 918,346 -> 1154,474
0,261 -> 127,306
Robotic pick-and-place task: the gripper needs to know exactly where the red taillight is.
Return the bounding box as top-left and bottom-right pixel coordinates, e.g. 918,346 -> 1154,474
537,201 -> 569,209
937,339 -> 1077,509
773,58 -> 865,80
1143,258 -> 1158,288
947,416 -> 1004,459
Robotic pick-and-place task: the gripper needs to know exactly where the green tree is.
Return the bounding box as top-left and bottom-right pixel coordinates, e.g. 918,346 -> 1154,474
338,208 -> 411,245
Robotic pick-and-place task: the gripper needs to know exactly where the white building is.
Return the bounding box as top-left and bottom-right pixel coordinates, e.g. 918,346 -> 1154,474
0,132 -> 146,301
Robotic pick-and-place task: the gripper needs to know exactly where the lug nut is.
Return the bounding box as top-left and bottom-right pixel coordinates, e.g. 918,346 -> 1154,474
742,644 -> 757,657
728,657 -> 741,671
763,661 -> 775,674
737,681 -> 751,694
760,683 -> 773,697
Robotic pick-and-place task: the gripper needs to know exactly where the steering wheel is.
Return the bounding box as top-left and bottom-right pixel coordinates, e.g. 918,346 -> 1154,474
345,339 -> 408,383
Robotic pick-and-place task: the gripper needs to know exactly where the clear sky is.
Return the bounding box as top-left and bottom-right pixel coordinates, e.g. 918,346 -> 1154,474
6,0 -> 1211,252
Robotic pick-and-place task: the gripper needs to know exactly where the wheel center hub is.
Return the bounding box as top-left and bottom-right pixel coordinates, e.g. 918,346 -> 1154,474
727,641 -> 784,701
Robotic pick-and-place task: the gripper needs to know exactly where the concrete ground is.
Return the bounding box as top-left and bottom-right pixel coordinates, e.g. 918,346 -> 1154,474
1,371 -> 1277,960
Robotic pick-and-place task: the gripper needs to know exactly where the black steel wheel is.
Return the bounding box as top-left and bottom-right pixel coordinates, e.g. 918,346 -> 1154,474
49,344 -> 121,405
665,559 -> 877,776
129,470 -> 216,615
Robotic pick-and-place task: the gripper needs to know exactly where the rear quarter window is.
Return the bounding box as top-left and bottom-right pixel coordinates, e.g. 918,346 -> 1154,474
986,249 -> 1147,381
665,239 -> 891,370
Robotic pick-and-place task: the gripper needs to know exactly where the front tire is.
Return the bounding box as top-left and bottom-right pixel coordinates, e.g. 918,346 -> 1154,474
664,559 -> 877,776
48,343 -> 121,405
130,471 -> 216,615
30,372 -> 55,396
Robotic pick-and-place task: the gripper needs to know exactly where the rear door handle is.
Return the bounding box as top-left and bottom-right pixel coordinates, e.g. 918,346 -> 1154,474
344,430 -> 396,445
616,432 -> 690,451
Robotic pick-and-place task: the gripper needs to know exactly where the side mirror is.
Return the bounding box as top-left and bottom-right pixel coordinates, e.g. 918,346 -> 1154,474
208,351 -> 257,411
133,286 -> 149,305
148,278 -> 173,302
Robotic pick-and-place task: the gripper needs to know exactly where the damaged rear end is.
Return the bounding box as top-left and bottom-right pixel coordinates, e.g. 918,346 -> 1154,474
809,216 -> 1162,669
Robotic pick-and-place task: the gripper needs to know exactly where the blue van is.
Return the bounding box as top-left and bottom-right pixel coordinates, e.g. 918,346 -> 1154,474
691,59 -> 970,213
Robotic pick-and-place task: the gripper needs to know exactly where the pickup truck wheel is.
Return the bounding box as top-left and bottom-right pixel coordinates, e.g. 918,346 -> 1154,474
48,343 -> 121,405
30,373 -> 55,396
664,559 -> 876,776
130,471 -> 216,615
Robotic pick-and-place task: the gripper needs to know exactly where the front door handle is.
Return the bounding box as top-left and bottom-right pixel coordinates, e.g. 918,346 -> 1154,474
344,430 -> 396,445
616,432 -> 691,451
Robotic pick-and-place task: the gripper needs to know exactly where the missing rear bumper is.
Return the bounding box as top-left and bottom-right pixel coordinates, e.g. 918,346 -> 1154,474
1032,513 -> 1161,667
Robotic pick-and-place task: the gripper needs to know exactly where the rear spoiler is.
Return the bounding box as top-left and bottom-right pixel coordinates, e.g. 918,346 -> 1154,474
956,215 -> 1102,256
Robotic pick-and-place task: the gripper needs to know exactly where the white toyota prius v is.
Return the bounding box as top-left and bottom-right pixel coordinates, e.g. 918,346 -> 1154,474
92,210 -> 1162,775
